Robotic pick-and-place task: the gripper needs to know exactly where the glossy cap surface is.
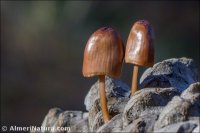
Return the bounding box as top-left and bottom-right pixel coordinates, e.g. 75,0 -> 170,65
125,20 -> 154,67
82,27 -> 124,78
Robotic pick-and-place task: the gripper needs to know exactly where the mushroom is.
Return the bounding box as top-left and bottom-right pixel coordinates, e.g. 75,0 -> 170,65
125,20 -> 154,96
83,27 -> 124,123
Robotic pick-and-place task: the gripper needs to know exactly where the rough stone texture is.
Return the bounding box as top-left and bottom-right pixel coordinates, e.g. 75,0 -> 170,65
122,114 -> 158,133
84,76 -> 130,111
154,83 -> 200,130
86,77 -> 130,131
53,111 -> 83,127
88,100 -> 101,131
88,96 -> 129,131
123,87 -> 180,127
154,96 -> 199,130
41,108 -> 63,128
140,58 -> 199,92
38,58 -> 200,133
70,118 -> 89,132
38,108 -> 86,133
83,112 -> 89,119
90,112 -> 104,132
96,114 -> 123,133
181,82 -> 200,105
154,120 -> 199,133
193,125 -> 200,133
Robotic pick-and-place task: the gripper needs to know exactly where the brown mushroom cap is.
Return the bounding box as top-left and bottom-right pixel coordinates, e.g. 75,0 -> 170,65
125,20 -> 154,67
82,27 -> 124,78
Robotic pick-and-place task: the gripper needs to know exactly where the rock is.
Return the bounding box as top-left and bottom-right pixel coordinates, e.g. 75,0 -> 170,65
90,112 -> 104,132
109,97 -> 130,115
70,118 -> 89,132
140,58 -> 199,92
39,108 -> 85,133
181,82 -> 200,105
193,125 -> 200,133
83,112 -> 89,119
84,76 -> 130,111
53,110 -> 83,127
88,100 -> 101,131
38,58 -> 200,133
154,82 -> 200,130
154,96 -> 200,130
123,87 -> 180,127
122,114 -> 158,133
85,77 -> 130,131
41,108 -> 63,128
88,97 -> 129,131
97,114 -> 123,132
154,120 -> 199,133
122,118 -> 146,133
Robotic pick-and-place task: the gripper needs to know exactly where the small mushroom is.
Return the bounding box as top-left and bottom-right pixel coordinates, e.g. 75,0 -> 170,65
83,27 -> 124,123
125,20 -> 154,96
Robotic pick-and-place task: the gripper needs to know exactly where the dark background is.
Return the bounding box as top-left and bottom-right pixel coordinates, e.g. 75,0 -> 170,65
1,1 -> 199,127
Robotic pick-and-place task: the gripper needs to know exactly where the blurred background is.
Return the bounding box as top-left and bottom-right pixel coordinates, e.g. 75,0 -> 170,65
1,1 -> 199,127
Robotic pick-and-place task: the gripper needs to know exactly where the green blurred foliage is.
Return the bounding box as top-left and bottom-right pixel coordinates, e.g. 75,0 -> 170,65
1,1 -> 199,126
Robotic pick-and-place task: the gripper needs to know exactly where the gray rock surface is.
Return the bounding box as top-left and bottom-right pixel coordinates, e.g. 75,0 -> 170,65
123,87 -> 180,127
154,120 -> 199,133
140,58 -> 199,92
90,112 -> 104,132
181,82 -> 200,105
84,76 -> 130,111
39,108 -> 87,133
53,110 -> 83,127
88,100 -> 101,131
154,82 -> 200,130
89,98 -> 129,132
86,77 -> 130,131
38,58 -> 200,133
70,118 -> 89,132
122,114 -> 158,133
41,108 -> 63,129
88,97 -> 129,131
193,125 -> 200,133
97,114 -> 123,133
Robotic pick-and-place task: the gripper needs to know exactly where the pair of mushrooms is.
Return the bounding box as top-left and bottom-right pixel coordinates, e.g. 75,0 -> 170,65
82,20 -> 154,123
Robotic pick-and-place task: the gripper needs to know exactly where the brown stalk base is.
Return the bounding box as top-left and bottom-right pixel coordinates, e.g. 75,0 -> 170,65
99,75 -> 110,123
131,65 -> 139,96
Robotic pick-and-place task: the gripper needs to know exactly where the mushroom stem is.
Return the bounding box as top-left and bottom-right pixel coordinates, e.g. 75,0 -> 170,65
99,75 -> 110,123
131,65 -> 139,96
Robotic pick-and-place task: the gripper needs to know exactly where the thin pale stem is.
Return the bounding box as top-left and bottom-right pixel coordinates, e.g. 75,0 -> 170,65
131,65 -> 139,96
99,75 -> 110,123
